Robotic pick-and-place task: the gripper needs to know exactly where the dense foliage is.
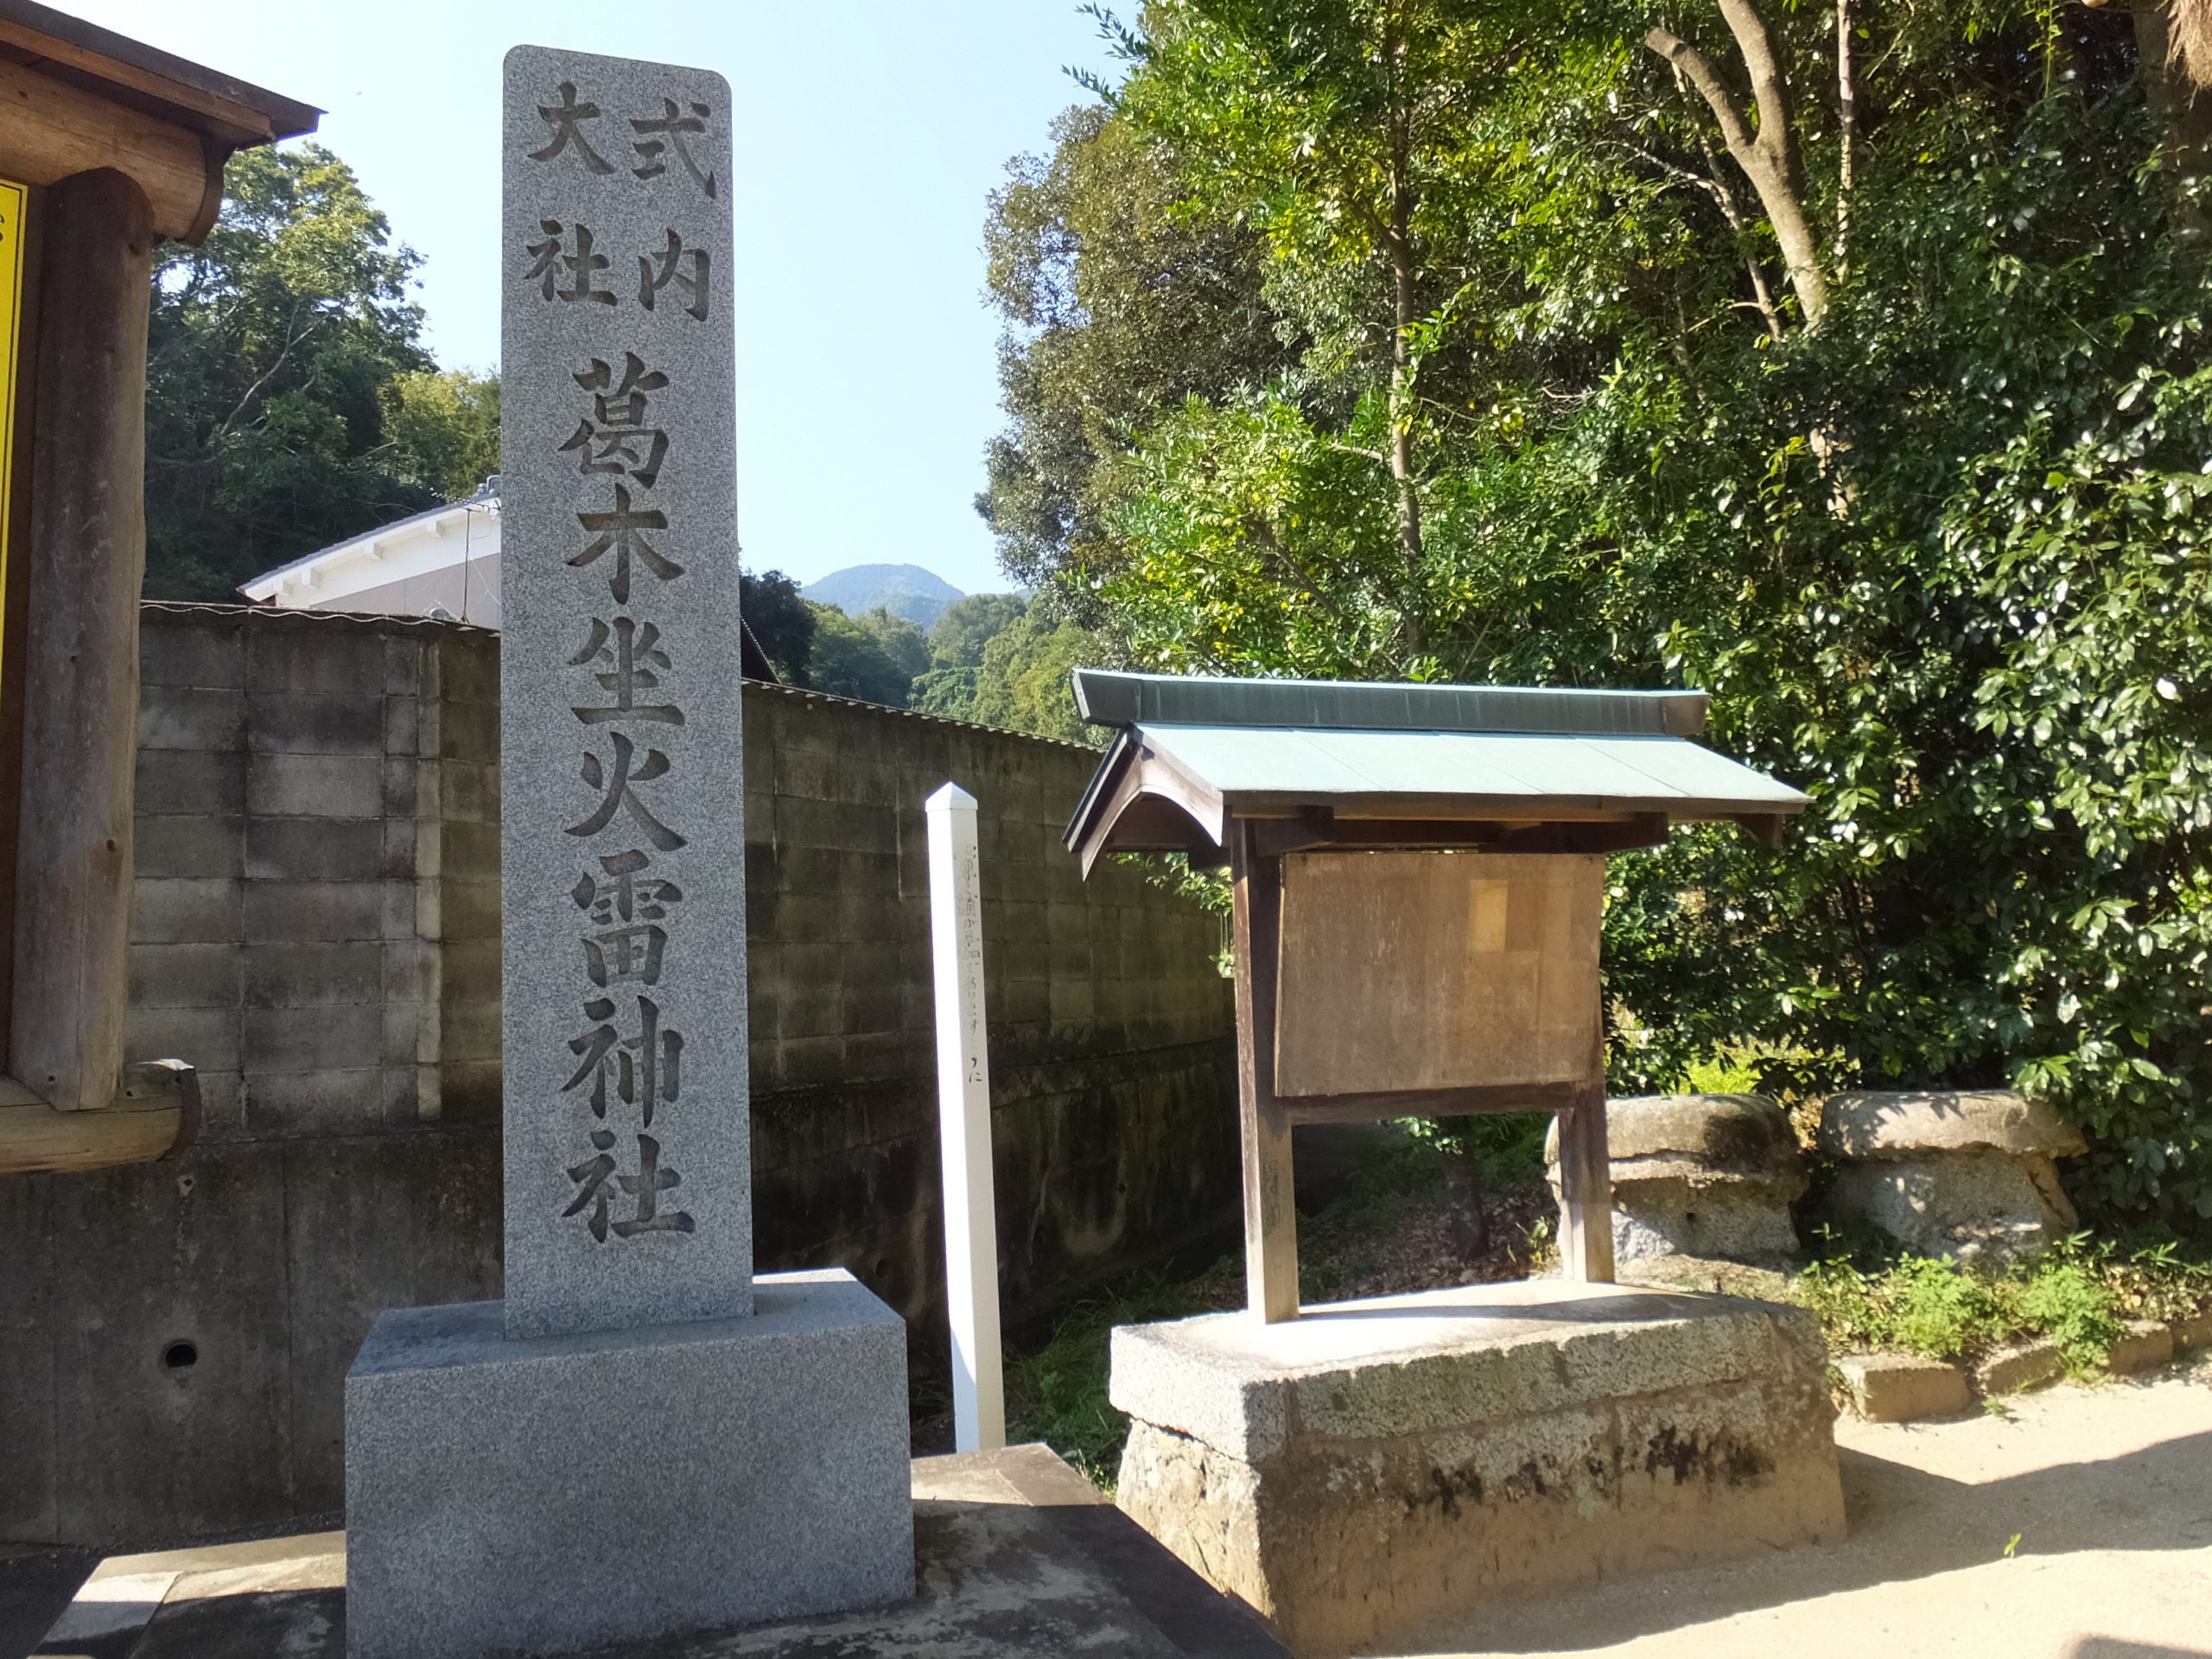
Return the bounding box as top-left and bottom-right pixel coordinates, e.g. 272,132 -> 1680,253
742,582 -> 1097,739
912,593 -> 1108,741
804,602 -> 933,706
146,145 -> 493,600
739,569 -> 818,683
982,0 -> 2212,1224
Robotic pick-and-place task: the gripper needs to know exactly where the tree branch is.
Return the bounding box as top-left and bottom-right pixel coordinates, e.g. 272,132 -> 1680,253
1685,117 -> 1787,341
1645,24 -> 1760,163
1645,5 -> 1829,327
1244,517 -> 1353,629
1720,0 -> 1803,194
1836,0 -> 1858,281
214,301 -> 326,439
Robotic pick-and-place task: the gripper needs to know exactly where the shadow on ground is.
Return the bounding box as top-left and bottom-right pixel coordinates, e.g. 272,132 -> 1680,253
1414,1396 -> 2212,1657
0,1553 -> 94,1659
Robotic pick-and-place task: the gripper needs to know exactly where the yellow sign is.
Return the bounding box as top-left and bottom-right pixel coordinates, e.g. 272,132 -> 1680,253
0,178 -> 23,688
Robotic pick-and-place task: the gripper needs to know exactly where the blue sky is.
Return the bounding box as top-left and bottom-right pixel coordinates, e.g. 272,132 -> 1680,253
78,1 -> 1122,594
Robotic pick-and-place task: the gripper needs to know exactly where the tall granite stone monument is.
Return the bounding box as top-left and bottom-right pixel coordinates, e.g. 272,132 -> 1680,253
341,46 -> 913,1659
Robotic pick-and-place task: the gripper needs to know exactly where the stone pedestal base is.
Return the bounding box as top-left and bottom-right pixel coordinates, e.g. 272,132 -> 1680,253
344,1268 -> 912,1659
1110,1279 -> 1845,1658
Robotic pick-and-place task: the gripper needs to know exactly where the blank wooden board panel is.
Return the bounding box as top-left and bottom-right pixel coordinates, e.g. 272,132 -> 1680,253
1273,851 -> 1601,1098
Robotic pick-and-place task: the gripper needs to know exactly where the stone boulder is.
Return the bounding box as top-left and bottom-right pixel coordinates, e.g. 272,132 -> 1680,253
1545,1094 -> 1808,1266
1816,1090 -> 2083,1259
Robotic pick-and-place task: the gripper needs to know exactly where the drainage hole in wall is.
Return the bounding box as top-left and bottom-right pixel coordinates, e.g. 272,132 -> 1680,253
162,1340 -> 199,1371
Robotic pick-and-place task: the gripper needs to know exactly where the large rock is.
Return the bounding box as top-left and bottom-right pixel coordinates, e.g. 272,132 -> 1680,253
1817,1090 -> 2087,1160
1544,1095 -> 1807,1266
1817,1090 -> 2082,1258
1110,1280 -> 1846,1658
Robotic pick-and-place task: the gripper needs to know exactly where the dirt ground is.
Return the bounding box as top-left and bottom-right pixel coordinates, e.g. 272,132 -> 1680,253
1422,1356 -> 2212,1659
8,1359 -> 2208,1659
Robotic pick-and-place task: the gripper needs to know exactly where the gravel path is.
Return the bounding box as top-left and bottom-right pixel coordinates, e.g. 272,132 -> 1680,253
1424,1356 -> 2212,1659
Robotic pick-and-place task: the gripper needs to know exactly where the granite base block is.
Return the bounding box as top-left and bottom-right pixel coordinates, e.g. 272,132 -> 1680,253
1110,1279 -> 1846,1659
344,1269 -> 913,1659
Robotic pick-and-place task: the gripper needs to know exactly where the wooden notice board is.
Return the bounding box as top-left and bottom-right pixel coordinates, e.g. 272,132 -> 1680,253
1273,851 -> 1602,1098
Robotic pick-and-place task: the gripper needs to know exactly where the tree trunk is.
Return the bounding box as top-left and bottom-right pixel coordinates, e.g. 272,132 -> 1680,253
1835,0 -> 1857,282
1646,0 -> 1829,329
2138,1 -> 2212,242
1386,125 -> 1426,653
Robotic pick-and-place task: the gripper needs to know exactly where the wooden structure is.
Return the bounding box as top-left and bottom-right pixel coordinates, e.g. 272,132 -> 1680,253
1063,670 -> 1809,1321
0,3 -> 317,1173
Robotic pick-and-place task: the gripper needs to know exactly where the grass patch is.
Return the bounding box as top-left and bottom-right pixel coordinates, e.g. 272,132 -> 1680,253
1797,1232 -> 2212,1376
1004,1263 -> 1240,1490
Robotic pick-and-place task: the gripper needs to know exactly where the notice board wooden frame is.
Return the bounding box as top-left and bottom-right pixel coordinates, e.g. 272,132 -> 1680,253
1230,823 -> 1616,1323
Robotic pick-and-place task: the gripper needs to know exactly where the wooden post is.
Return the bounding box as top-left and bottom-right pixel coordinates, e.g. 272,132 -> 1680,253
1555,1077 -> 1617,1283
1230,820 -> 1299,1322
10,168 -> 153,1113
926,782 -> 1006,1451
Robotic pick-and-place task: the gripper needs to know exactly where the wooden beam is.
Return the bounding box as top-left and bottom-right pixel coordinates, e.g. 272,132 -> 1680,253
1286,1080 -> 1583,1126
1230,822 -> 1299,1323
1247,814 -> 1674,856
1489,815 -> 1670,855
0,1058 -> 200,1173
1248,807 -> 1335,860
10,168 -> 151,1114
0,57 -> 217,242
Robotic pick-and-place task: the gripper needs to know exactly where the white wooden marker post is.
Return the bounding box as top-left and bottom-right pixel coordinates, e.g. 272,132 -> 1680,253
925,782 -> 1006,1452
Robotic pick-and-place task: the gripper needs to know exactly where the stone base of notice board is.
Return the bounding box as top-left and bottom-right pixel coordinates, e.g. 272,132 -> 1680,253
342,1268 -> 913,1659
1109,1279 -> 1847,1659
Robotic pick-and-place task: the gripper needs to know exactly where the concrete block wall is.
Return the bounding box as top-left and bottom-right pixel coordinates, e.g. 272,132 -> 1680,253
0,604 -> 1236,1549
129,605 -> 503,1139
741,683 -> 1238,1328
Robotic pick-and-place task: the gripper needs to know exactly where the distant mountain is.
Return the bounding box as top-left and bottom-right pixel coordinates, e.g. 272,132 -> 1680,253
803,563 -> 965,629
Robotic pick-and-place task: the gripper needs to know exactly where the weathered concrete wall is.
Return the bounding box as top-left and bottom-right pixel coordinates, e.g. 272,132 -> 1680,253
742,683 -> 1236,1325
0,604 -> 1236,1548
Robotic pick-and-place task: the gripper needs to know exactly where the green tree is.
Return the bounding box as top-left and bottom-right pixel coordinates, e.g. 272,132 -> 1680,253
912,593 -> 1029,721
740,569 -> 817,683
804,603 -> 931,707
1060,0 -> 2212,1224
1116,0 -> 1527,639
382,367 -> 499,501
968,605 -> 1108,746
979,102 -> 1290,597
929,592 -> 1030,668
145,143 -> 467,600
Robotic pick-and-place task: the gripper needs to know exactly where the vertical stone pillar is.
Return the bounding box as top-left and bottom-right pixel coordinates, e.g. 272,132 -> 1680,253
343,48 -> 911,1659
499,47 -> 749,1337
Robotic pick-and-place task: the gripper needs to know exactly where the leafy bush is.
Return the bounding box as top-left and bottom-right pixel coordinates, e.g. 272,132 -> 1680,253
1796,1235 -> 2211,1374
1005,3 -> 2212,1228
1800,1256 -> 2006,1363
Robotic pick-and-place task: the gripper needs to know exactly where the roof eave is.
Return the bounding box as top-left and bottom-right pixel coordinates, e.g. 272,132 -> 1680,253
237,495 -> 498,601
0,0 -> 321,145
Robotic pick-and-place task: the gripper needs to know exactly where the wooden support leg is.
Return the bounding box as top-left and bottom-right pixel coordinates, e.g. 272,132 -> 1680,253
11,169 -> 153,1113
1556,1081 -> 1616,1283
1231,823 -> 1299,1322
1242,1095 -> 1298,1322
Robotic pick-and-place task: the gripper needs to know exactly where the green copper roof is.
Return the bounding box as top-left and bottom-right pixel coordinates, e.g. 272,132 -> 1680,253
1071,669 -> 1709,738
1128,725 -> 1807,815
1061,670 -> 1808,869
